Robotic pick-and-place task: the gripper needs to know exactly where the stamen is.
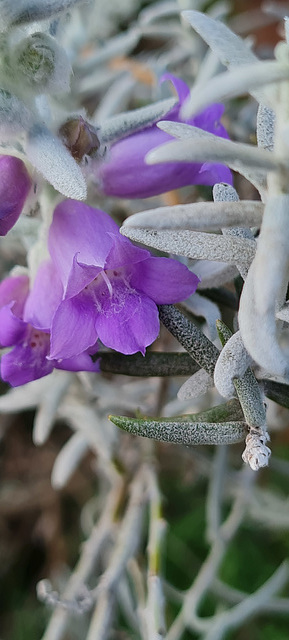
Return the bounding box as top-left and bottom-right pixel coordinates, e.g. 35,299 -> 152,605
101,270 -> 113,296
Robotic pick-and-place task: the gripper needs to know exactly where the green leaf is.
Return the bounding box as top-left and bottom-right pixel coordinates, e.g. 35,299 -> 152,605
99,351 -> 199,377
109,410 -> 247,446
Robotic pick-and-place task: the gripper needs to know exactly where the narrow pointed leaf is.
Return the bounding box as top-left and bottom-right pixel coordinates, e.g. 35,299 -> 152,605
121,227 -> 256,264
158,304 -> 219,376
99,351 -> 200,377
122,201 -> 264,231
109,414 -> 247,445
100,98 -> 177,144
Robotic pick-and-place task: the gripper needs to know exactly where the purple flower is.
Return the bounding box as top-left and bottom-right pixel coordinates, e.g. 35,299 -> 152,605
0,270 -> 99,387
0,156 -> 32,235
25,199 -> 199,359
95,74 -> 232,199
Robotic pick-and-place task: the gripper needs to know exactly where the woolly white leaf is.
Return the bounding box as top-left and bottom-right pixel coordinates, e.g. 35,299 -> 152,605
0,0 -> 86,30
239,196 -> 289,376
123,201 -> 264,231
0,89 -> 33,138
181,60 -> 288,118
181,10 -> 257,68
75,28 -> 141,72
254,195 -> 289,316
121,227 -> 256,264
100,98 -> 177,143
276,303 -> 289,322
58,402 -> 115,460
33,372 -> 72,445
181,10 -> 275,107
26,124 -> 87,200
146,135 -> 280,173
184,293 -> 221,340
214,331 -> 253,399
157,122 -> 268,194
257,104 -> 275,151
239,260 -> 289,378
0,375 -> 53,412
178,369 -> 214,400
139,1 -> 179,24
213,182 -> 256,280
94,75 -> 136,122
213,183 -> 239,202
51,432 -> 89,490
193,260 -> 238,289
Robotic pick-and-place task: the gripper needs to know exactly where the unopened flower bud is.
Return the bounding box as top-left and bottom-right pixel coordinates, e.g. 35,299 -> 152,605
59,117 -> 100,162
11,33 -> 71,94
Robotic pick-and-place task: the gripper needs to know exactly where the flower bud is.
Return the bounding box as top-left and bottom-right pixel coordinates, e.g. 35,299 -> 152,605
59,117 -> 100,162
11,33 -> 71,94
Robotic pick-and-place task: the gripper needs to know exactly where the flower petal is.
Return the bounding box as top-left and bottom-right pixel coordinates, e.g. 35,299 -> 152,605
0,274 -> 29,316
130,256 -> 200,303
24,260 -> 63,329
1,340 -> 53,387
0,304 -> 27,346
0,156 -> 31,235
56,349 -> 100,373
160,73 -> 190,104
49,292 -> 98,360
105,233 -> 150,270
94,279 -> 160,355
48,199 -> 118,287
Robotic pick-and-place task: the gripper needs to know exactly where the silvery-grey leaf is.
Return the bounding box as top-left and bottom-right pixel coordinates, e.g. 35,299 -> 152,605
181,10 -> 275,107
26,124 -> 87,200
146,135 -> 280,173
77,68 -> 123,98
0,89 -> 33,138
214,331 -> 253,398
193,260 -> 239,289
94,75 -> 137,122
213,183 -> 256,280
181,10 -> 257,67
139,1 -> 179,24
58,402 -> 116,459
181,60 -> 288,118
213,183 -> 239,202
51,432 -> 89,490
0,0 -> 86,30
159,304 -> 220,377
33,372 -> 72,445
100,98 -> 177,143
178,369 -> 214,400
157,122 -> 269,193
123,201 -> 264,231
239,261 -> 289,378
184,293 -> 220,340
276,303 -> 289,322
121,227 -> 256,264
75,28 -> 141,72
257,104 -> 275,151
0,375 -> 53,412
239,195 -> 289,377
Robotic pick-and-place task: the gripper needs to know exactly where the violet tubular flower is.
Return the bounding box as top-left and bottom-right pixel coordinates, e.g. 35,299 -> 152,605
95,74 -> 232,199
42,199 -> 199,359
0,155 -> 31,235
0,271 -> 99,387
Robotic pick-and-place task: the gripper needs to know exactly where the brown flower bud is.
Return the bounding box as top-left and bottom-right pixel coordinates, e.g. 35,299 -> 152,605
59,116 -> 100,162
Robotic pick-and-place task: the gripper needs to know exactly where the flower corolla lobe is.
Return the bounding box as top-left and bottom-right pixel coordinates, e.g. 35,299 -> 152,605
46,200 -> 200,358
95,74 -> 233,199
